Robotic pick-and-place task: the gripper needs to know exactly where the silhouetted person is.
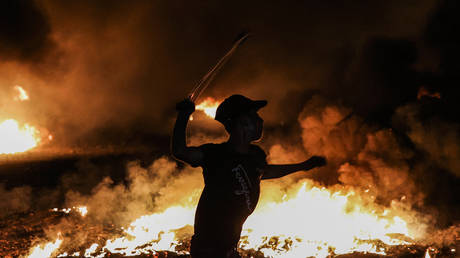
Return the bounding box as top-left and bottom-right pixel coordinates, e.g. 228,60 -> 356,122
172,95 -> 326,258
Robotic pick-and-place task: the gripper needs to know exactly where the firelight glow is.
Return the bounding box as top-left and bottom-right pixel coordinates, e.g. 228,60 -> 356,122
195,97 -> 220,118
28,180 -> 428,257
0,119 -> 40,154
14,85 -> 29,101
27,233 -> 63,258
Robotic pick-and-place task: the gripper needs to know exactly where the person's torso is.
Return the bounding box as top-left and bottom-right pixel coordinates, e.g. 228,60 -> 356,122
194,143 -> 266,247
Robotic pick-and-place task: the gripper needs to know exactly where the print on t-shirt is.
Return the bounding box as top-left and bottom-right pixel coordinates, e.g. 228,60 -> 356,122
232,164 -> 253,211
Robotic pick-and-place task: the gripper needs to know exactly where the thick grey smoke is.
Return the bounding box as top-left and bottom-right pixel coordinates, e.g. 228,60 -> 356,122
394,103 -> 460,178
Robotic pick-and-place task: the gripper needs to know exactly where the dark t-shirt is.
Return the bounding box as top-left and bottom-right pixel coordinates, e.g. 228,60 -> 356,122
190,142 -> 267,250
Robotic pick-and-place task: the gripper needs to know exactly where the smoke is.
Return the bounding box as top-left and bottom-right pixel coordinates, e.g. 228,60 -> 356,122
263,96 -> 424,207
394,103 -> 460,177
0,184 -> 32,218
0,0 -> 442,149
2,0 -> 460,253
337,129 -> 423,206
64,157 -> 202,227
0,0 -> 53,63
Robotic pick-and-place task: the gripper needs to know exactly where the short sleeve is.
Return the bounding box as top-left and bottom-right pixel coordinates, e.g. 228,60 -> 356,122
253,145 -> 267,167
189,143 -> 214,168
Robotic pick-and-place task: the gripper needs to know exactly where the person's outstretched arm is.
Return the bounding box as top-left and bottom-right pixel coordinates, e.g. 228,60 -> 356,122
171,98 -> 204,166
261,156 -> 326,180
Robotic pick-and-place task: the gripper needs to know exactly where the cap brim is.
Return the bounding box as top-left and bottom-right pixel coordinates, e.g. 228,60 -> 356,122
252,100 -> 267,110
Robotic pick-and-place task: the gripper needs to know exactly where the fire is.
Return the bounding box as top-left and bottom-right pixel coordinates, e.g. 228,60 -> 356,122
27,233 -> 62,258
29,179 -> 428,257
241,182 -> 413,257
77,206 -> 88,217
103,206 -> 196,256
13,85 -> 29,101
84,243 -> 99,257
425,248 -> 431,258
195,97 -> 220,118
417,86 -> 441,100
104,182 -> 417,257
0,119 -> 40,154
50,206 -> 88,217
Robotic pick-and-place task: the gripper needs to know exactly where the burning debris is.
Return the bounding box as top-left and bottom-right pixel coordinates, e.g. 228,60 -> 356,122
1,176 -> 458,257
50,206 -> 88,217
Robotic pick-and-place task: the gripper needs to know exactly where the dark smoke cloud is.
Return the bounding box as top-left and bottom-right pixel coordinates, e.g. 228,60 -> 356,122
0,0 -> 442,149
0,0 -> 53,62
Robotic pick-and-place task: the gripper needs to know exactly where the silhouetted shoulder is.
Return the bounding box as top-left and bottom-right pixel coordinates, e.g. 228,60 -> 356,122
190,143 -> 223,167
250,144 -> 267,163
200,143 -> 225,153
250,144 -> 265,154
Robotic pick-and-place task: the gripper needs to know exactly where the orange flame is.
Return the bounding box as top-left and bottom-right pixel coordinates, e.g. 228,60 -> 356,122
0,119 -> 40,154
195,97 -> 220,118
27,233 -> 62,258
13,85 -> 29,101
31,179 -> 430,257
424,248 -> 431,258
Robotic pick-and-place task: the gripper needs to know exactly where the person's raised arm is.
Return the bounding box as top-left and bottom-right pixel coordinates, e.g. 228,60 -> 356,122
171,98 -> 204,167
261,156 -> 326,180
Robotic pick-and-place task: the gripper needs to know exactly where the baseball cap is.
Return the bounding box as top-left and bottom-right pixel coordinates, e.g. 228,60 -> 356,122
215,94 -> 267,124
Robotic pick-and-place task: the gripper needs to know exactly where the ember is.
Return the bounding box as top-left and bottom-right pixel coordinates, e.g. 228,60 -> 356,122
50,206 -> 88,217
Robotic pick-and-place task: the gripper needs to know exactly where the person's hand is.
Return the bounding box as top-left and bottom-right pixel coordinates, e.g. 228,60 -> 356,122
176,98 -> 195,116
310,156 -> 326,167
301,156 -> 327,170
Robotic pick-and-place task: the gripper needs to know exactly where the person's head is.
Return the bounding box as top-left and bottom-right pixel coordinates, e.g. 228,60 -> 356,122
215,94 -> 267,142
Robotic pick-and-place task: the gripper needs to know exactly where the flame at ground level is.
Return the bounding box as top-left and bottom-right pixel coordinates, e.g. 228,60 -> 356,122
0,119 -> 41,154
241,183 -> 415,257
195,97 -> 220,118
28,179 -> 432,257
27,234 -> 63,258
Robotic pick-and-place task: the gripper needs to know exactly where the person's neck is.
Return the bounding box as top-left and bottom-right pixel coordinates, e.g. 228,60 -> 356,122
227,135 -> 251,154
